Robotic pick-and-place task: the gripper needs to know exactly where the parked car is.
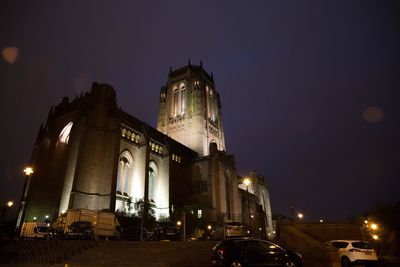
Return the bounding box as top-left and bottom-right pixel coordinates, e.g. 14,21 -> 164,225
121,226 -> 154,240
154,226 -> 180,241
324,240 -> 378,267
211,238 -> 303,267
65,221 -> 94,239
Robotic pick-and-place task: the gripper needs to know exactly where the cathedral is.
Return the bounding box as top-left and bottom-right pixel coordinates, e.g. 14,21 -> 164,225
18,63 -> 273,237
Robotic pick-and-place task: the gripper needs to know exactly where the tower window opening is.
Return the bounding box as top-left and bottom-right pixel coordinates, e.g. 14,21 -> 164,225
172,83 -> 186,117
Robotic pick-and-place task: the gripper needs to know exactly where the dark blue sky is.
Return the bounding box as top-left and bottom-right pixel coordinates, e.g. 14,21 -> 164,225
1,1 -> 399,220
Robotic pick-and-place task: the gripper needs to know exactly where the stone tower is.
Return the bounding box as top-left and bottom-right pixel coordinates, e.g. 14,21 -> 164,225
157,62 -> 226,156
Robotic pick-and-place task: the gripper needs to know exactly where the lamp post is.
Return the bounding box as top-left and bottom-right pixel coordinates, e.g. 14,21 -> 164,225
16,167 -> 34,230
1,201 -> 14,225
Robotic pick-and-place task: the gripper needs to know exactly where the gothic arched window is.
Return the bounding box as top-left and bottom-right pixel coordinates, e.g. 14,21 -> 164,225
116,151 -> 133,196
172,83 -> 186,117
180,83 -> 186,115
59,122 -> 73,144
148,161 -> 158,202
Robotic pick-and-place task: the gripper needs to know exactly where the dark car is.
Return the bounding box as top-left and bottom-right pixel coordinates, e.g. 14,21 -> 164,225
121,226 -> 154,241
154,227 -> 180,241
66,221 -> 94,239
211,238 -> 303,267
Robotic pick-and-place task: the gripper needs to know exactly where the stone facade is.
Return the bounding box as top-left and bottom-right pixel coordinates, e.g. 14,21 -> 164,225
19,64 -> 274,237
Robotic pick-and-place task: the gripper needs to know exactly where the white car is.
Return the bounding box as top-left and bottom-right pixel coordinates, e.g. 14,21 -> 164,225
324,240 -> 378,267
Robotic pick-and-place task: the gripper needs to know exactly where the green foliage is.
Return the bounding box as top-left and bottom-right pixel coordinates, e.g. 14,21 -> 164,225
134,198 -> 156,230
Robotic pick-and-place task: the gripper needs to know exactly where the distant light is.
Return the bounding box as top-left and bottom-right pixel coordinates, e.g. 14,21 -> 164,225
7,201 -> 13,207
362,106 -> 384,123
320,219 -> 324,223
23,167 -> 34,176
61,210 -> 66,214
33,217 -> 37,220
176,221 -> 182,226
297,213 -> 304,219
246,230 -> 250,234
250,214 -> 254,219
207,225 -> 212,230
373,235 -> 379,240
371,223 -> 378,230
2,47 -> 19,64
258,227 -> 262,231
364,220 -> 368,224
45,215 -> 49,219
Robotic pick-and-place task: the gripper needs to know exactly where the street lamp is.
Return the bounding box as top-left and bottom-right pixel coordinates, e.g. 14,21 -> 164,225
1,200 -> 15,225
23,167 -> 34,176
243,178 -> 251,189
16,166 -> 34,229
297,213 -> 304,220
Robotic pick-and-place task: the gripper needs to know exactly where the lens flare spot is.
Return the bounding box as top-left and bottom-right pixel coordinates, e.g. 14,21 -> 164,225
2,47 -> 19,64
362,106 -> 383,123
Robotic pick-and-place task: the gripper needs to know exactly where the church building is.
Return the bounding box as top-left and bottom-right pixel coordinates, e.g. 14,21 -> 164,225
18,63 -> 273,237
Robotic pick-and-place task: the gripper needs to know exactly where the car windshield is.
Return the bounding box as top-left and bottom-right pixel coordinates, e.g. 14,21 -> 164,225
352,241 -> 373,249
36,227 -> 49,232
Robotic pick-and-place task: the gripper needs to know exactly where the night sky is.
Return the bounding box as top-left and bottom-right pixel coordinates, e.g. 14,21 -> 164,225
1,1 -> 399,221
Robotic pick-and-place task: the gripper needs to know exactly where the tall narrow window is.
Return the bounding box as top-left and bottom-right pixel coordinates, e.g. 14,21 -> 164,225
180,84 -> 186,115
59,122 -> 73,144
173,87 -> 179,117
207,86 -> 214,120
117,157 -> 130,194
148,161 -> 158,202
172,83 -> 186,117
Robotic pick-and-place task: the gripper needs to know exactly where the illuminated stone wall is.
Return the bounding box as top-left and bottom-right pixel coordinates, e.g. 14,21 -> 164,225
21,68 -> 273,232
157,63 -> 226,156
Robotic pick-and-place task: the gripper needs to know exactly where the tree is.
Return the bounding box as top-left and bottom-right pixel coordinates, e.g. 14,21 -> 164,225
134,198 -> 156,241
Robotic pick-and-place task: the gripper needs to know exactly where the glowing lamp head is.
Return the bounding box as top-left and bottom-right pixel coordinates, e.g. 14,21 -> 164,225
176,221 -> 182,226
371,223 -> 378,230
373,235 -> 379,240
7,201 -> 13,207
207,225 -> 212,230
23,167 -> 34,176
297,213 -> 304,219
243,178 -> 251,187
